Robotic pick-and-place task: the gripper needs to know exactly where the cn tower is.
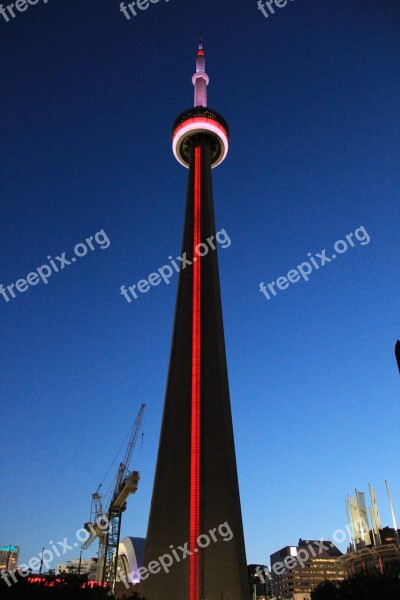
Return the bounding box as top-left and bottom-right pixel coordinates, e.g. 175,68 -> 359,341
141,37 -> 249,600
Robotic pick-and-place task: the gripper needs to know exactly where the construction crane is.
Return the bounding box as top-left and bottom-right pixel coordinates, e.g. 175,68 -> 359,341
82,403 -> 145,592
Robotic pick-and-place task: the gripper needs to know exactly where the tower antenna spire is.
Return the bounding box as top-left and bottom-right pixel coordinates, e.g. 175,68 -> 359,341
193,34 -> 208,107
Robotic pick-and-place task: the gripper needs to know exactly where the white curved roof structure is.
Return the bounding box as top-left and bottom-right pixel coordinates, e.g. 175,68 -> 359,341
117,536 -> 146,584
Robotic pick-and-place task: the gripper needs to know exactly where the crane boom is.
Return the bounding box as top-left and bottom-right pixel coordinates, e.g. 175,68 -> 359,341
115,403 -> 145,493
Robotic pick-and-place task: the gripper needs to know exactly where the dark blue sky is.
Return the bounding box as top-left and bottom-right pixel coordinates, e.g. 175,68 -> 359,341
1,0 -> 399,570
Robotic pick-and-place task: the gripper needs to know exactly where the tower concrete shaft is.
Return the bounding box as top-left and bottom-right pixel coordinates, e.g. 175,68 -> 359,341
141,41 -> 249,600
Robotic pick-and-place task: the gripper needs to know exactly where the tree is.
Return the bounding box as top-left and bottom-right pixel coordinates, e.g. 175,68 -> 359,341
0,572 -> 109,599
311,566 -> 400,600
311,580 -> 340,600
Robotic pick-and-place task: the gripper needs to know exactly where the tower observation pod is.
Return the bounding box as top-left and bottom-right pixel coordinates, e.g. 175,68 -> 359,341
141,38 -> 249,600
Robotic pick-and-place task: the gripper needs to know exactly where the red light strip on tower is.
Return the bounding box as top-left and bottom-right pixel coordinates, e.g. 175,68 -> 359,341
189,145 -> 201,600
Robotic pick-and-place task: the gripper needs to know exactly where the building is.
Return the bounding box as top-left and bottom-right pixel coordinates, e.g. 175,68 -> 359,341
57,557 -> 98,579
114,537 -> 146,599
270,539 -> 346,600
140,38 -> 249,600
116,536 -> 145,584
342,484 -> 400,573
248,564 -> 273,599
339,534 -> 400,575
0,545 -> 19,572
340,526 -> 400,574
380,526 -> 400,546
